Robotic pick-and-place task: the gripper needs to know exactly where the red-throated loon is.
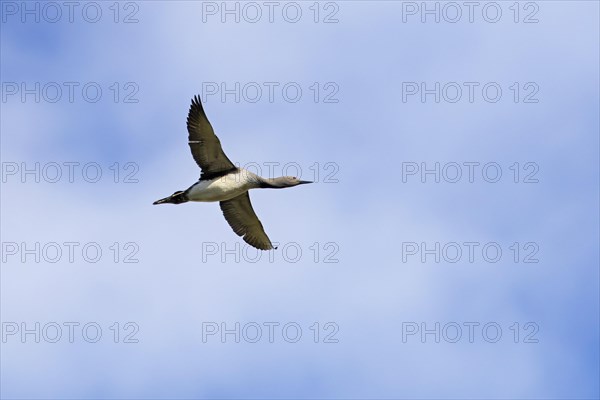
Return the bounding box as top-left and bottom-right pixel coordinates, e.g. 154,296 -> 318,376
153,95 -> 312,250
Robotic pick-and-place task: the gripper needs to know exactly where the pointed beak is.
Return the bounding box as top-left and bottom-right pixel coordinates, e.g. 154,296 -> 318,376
298,180 -> 313,185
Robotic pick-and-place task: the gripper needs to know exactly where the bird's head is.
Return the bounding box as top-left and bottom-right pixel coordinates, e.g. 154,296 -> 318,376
266,176 -> 313,188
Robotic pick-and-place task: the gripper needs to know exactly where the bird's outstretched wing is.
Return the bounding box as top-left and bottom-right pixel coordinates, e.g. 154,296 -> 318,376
220,193 -> 274,250
187,95 -> 237,180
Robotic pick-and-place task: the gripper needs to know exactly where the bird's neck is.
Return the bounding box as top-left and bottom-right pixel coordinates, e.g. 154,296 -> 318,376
239,169 -> 287,189
258,177 -> 286,189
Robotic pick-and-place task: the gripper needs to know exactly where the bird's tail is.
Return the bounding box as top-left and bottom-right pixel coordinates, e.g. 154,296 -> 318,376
153,191 -> 188,205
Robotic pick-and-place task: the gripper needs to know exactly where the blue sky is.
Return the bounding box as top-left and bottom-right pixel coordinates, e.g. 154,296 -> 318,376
1,1 -> 599,399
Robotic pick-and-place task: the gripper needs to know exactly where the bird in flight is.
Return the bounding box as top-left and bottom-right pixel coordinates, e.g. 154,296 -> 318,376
153,96 -> 312,250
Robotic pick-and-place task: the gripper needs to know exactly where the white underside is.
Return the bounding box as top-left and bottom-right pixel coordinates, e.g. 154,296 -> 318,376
186,170 -> 255,202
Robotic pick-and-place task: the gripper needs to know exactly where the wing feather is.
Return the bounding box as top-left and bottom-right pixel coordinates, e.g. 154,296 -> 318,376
220,193 -> 274,250
187,95 -> 237,180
